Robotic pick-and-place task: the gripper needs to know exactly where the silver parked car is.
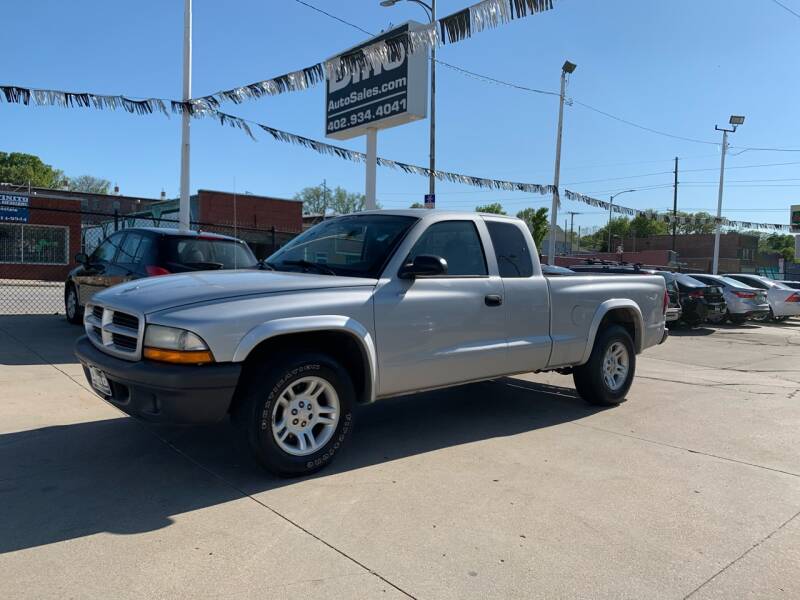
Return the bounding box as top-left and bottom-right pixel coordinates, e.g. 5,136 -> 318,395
691,274 -> 769,324
724,273 -> 800,322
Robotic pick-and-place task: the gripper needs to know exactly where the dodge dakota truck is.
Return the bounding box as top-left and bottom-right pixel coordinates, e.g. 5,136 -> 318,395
75,210 -> 668,476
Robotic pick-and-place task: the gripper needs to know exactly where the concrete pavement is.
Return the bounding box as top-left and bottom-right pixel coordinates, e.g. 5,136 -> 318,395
0,316 -> 798,598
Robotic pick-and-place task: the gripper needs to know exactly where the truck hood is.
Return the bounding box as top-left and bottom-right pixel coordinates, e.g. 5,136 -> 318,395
91,270 -> 377,314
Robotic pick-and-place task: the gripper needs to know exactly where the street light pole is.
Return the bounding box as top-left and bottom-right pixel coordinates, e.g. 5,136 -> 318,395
712,115 -> 745,274
607,189 -> 635,252
380,0 -> 435,203
179,0 -> 192,232
548,60 -> 576,265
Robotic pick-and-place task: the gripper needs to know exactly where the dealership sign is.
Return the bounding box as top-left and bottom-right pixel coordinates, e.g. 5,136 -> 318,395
791,204 -> 800,233
0,193 -> 29,223
325,22 -> 428,140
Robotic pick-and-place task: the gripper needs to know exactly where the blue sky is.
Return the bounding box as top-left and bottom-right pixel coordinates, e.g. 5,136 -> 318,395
2,0 -> 799,231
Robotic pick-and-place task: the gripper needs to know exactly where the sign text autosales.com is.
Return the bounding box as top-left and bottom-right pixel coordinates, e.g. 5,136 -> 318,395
327,76 -> 408,111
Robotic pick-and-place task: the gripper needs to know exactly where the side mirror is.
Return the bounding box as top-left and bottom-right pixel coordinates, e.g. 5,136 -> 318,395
75,252 -> 89,265
398,254 -> 448,279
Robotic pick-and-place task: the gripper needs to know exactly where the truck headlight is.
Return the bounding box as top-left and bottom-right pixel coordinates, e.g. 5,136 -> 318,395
143,325 -> 214,364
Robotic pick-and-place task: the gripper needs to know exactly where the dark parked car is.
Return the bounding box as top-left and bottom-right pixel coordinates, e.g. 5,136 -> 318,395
670,274 -> 726,326
541,264 -> 576,276
65,228 -> 258,324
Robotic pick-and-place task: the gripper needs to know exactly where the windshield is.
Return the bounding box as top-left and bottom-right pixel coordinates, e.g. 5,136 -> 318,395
163,237 -> 258,271
267,215 -> 418,278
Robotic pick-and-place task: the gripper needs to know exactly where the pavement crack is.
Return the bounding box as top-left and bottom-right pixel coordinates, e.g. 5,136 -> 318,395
682,507 -> 800,599
569,422 -> 800,479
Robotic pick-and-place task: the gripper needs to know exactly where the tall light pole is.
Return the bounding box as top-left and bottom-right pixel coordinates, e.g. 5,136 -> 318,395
547,60 -> 576,264
712,115 -> 745,274
608,189 -> 635,252
178,0 -> 192,231
381,0 -> 435,203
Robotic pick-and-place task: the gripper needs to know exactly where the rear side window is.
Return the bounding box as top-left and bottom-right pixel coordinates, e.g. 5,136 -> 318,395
163,238 -> 257,271
486,221 -> 533,278
407,221 -> 487,276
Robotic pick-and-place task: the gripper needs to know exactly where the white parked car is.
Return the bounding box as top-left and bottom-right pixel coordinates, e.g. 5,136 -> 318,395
724,273 -> 800,321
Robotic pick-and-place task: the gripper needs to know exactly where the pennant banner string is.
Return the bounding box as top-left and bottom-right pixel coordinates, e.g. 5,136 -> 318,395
564,190 -> 794,232
191,0 -> 555,107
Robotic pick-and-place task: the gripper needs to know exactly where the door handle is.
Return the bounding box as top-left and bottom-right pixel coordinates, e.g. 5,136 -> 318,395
484,294 -> 503,307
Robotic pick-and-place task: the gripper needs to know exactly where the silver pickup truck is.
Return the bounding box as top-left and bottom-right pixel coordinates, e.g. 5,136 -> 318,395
75,210 -> 668,476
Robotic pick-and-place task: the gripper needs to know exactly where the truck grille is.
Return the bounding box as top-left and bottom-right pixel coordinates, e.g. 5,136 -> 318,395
84,303 -> 144,360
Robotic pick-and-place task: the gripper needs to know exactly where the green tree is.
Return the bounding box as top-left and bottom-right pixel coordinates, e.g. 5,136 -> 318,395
409,202 -> 425,208
294,185 -> 378,215
516,207 -> 549,249
66,175 -> 111,194
674,211 -> 716,235
630,213 -> 669,238
476,202 -> 506,215
0,152 -> 66,188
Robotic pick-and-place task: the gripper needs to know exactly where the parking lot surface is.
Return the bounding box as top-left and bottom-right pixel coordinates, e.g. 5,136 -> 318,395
1,316 -> 799,599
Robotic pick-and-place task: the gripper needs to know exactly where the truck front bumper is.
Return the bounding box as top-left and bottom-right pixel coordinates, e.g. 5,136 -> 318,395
75,335 -> 241,424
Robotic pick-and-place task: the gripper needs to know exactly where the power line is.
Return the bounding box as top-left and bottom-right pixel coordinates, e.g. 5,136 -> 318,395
435,61 -> 559,96
770,0 -> 800,19
289,0 -> 373,35
290,0 -> 800,157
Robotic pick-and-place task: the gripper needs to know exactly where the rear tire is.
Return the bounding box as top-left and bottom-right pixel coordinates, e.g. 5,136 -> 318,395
728,314 -> 747,325
65,284 -> 83,324
234,352 -> 355,477
573,325 -> 636,406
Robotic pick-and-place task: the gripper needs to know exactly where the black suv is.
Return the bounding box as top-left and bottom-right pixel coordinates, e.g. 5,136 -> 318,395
65,228 -> 258,324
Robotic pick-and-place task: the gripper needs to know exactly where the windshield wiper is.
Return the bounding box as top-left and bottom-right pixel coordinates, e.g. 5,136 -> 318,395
280,259 -> 337,276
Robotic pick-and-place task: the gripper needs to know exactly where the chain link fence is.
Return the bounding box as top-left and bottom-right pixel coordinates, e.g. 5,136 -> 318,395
0,203 -> 299,316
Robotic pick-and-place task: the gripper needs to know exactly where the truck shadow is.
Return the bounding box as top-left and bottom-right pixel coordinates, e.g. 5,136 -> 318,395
0,314 -> 81,365
0,377 -> 604,554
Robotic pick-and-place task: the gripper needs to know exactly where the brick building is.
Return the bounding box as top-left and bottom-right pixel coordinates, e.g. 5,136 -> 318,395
0,184 -> 161,225
0,191 -> 82,281
624,232 -> 760,273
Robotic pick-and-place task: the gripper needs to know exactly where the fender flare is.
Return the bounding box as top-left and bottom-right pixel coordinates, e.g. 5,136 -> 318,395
579,300 -> 644,365
232,315 -> 378,403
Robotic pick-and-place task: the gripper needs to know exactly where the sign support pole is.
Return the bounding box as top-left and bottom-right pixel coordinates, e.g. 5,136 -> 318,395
365,127 -> 378,210
179,0 -> 192,232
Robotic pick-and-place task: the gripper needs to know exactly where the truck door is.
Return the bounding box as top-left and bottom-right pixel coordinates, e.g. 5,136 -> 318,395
373,219 -> 507,396
484,220 -> 551,374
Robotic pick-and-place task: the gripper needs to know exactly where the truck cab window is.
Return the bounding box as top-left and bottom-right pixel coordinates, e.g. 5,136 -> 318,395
486,221 -> 533,278
407,220 -> 487,276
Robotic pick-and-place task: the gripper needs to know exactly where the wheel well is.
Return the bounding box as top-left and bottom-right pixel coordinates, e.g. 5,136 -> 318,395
233,330 -> 371,411
599,308 -> 640,351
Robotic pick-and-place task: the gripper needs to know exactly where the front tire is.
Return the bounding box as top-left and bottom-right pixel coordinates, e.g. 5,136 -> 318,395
235,352 -> 355,477
728,313 -> 747,325
65,283 -> 83,324
573,325 -> 636,406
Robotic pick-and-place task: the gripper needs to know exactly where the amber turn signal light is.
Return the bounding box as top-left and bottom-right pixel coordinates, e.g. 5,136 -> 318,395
143,347 -> 214,364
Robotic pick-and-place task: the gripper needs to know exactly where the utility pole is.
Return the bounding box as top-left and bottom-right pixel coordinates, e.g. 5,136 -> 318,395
564,219 -> 568,253
712,115 -> 745,274
548,60 -> 576,265
567,211 -> 580,254
672,156 -> 678,252
321,179 -> 329,216
178,0 -> 192,232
